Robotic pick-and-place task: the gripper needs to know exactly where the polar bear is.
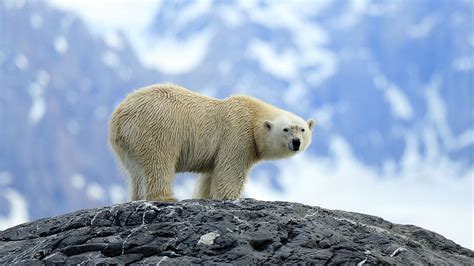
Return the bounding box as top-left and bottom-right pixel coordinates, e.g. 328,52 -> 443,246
109,84 -> 315,201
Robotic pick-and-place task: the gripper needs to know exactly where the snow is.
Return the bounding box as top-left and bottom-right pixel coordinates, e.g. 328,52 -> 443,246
53,0 -> 207,73
384,85 -> 414,121
0,188 -> 29,230
424,76 -> 474,151
283,82 -> 310,111
30,13 -> 43,29
27,71 -> 50,125
136,30 -> 214,74
104,31 -> 123,50
250,1 -> 330,53
304,48 -> 337,87
94,106 -> 107,120
0,172 -> 12,186
54,36 -> 68,54
244,1 -> 330,46
243,2 -> 336,86
452,56 -> 474,72
374,74 -> 414,121
28,98 -> 46,125
407,16 -> 438,39
218,5 -> 244,27
109,184 -> 126,204
48,0 -> 161,34
14,54 -> 29,70
333,0 -> 369,28
174,0 -> 211,29
311,105 -> 336,131
71,173 -> 86,189
86,182 -> 106,201
3,0 -> 25,10
217,61 -> 232,75
248,40 -> 298,80
174,174 -> 196,200
248,39 -> 336,87
25,0 -> 474,250
37,70 -> 50,86
67,120 -> 80,135
102,51 -> 120,68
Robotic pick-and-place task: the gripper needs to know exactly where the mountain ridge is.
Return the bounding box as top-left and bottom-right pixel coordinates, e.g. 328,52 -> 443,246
0,199 -> 472,264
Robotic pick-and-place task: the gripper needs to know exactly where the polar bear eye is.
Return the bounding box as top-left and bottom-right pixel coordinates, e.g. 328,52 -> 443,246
283,128 -> 289,132
301,128 -> 305,132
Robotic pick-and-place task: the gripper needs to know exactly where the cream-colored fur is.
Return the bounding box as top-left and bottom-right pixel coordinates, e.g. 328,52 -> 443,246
109,83 -> 315,201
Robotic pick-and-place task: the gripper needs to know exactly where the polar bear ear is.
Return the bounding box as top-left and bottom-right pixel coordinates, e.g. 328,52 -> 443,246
263,120 -> 273,131
307,119 -> 316,131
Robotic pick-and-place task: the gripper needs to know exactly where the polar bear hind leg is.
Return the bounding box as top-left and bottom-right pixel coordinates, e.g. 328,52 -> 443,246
135,144 -> 178,202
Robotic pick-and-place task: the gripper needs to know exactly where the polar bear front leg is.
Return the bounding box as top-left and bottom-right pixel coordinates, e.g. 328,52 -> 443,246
193,172 -> 212,199
209,153 -> 251,200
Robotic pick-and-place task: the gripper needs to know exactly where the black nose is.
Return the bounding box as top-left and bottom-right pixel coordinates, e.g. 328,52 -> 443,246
292,139 -> 301,150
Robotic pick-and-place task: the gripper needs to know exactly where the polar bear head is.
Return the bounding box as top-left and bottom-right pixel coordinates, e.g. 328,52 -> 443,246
262,114 -> 315,159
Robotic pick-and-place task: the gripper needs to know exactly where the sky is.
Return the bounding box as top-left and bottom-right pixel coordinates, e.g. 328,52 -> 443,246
39,0 -> 474,249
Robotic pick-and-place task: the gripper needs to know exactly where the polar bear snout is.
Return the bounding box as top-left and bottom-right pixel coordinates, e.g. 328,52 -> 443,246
290,138 -> 301,151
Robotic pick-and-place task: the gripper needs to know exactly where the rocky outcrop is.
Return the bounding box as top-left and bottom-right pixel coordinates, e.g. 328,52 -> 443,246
0,199 -> 472,264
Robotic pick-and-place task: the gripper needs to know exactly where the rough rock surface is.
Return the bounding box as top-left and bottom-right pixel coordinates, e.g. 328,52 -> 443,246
0,199 -> 472,264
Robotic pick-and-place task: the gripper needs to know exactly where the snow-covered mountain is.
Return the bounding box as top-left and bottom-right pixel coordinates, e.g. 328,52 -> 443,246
0,0 -> 472,248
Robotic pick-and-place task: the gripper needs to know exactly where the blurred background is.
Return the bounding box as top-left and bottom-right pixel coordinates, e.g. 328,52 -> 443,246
0,0 -> 472,248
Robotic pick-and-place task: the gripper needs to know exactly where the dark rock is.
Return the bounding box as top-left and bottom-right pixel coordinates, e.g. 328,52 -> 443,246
0,199 -> 472,264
